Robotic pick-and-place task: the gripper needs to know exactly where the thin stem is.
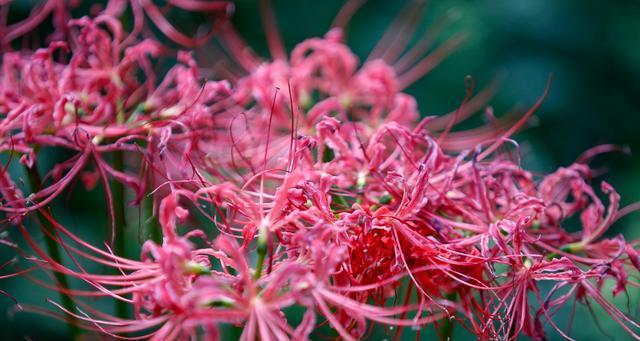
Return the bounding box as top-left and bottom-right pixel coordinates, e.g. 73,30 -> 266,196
25,164 -> 80,339
111,149 -> 128,319
438,291 -> 457,341
144,170 -> 161,244
333,194 -> 350,210
253,232 -> 267,281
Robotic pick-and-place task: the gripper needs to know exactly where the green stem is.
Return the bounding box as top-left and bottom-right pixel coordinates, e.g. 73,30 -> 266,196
253,240 -> 267,281
25,164 -> 79,339
111,150 -> 128,319
253,225 -> 268,281
332,194 -> 350,210
144,172 -> 161,244
144,194 -> 161,244
439,292 -> 457,341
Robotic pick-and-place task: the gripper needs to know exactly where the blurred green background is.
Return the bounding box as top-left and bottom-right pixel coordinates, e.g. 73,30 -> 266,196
1,0 -> 639,339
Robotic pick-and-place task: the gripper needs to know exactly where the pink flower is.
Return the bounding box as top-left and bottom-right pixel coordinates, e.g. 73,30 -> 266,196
1,1 -> 639,340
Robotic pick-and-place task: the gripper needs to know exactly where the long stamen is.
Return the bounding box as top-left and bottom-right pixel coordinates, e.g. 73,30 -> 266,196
258,0 -> 287,60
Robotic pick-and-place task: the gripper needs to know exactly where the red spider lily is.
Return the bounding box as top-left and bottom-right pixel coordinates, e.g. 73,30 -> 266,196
0,1 -> 639,341
1,0 -> 232,48
13,192 -> 455,340
0,15 -> 233,230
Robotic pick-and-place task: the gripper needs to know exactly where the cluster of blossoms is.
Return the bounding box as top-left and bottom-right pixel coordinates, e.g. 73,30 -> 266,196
1,0 -> 639,340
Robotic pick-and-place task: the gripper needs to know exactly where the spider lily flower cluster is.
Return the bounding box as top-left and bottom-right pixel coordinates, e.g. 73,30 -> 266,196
0,0 -> 639,340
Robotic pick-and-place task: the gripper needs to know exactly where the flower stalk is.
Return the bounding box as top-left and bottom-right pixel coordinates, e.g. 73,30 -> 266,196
253,224 -> 268,281
25,163 -> 79,339
438,292 -> 457,341
144,169 -> 161,244
111,149 -> 128,319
